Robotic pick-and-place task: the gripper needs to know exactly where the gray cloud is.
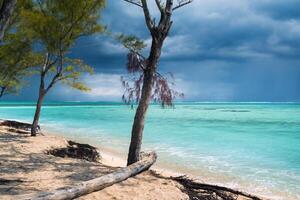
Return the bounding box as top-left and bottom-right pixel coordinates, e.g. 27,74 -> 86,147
5,0 -> 300,102
252,0 -> 300,20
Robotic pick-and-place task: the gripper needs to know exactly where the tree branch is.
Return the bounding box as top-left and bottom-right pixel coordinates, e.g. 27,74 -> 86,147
44,50 -> 63,94
44,69 -> 61,94
123,0 -> 143,8
60,0 -> 90,42
0,0 -> 17,41
0,86 -> 6,98
173,0 -> 193,11
41,53 -> 50,75
141,0 -> 154,31
155,0 -> 164,13
166,0 -> 173,12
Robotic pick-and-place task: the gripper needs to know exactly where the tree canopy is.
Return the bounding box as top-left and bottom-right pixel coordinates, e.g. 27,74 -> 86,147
20,0 -> 106,93
21,0 -> 106,136
0,0 -> 39,97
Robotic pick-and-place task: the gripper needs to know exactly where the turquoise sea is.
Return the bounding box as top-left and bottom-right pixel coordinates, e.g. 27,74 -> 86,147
0,102 -> 299,199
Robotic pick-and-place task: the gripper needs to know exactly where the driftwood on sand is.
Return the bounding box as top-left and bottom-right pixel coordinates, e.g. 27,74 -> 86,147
21,152 -> 157,200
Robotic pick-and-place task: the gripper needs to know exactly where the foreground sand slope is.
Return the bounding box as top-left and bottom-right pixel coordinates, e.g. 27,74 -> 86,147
0,121 -> 262,200
0,125 -> 188,200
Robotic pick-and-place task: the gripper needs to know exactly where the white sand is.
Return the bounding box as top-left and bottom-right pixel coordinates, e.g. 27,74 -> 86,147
0,125 -> 188,200
0,122 -> 262,200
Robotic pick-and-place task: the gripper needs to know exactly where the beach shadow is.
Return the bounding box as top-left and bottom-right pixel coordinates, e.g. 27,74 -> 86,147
0,128 -> 121,197
0,133 -> 31,143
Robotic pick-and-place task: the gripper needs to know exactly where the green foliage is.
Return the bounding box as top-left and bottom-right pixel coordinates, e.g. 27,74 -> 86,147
21,0 -> 105,52
60,58 -> 94,92
0,0 -> 105,97
117,34 -> 146,53
0,0 -> 41,97
19,0 -> 105,92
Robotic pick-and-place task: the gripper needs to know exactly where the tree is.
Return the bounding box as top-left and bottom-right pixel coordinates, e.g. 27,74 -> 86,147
0,0 -> 17,41
122,0 -> 192,165
19,0 -> 105,136
0,31 -> 40,98
0,0 -> 39,98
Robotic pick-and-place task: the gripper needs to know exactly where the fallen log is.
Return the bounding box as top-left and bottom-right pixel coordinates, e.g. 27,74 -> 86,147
21,152 -> 157,200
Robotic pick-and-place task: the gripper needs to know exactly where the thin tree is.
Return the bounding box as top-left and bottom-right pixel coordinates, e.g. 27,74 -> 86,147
122,0 -> 192,165
0,0 -> 17,41
19,0 -> 105,136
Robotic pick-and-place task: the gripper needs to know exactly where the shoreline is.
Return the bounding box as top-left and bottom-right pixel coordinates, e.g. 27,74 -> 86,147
44,126 -> 299,200
42,127 -> 277,200
2,117 -> 299,200
45,128 -> 187,178
44,127 -> 270,200
0,119 -> 266,200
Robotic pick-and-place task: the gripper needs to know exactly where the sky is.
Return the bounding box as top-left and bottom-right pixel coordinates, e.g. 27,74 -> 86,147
4,0 -> 300,102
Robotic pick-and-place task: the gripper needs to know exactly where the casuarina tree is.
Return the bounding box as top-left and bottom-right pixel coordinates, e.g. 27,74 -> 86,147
19,0 -> 106,136
122,0 -> 192,165
0,30 -> 39,98
0,0 -> 40,98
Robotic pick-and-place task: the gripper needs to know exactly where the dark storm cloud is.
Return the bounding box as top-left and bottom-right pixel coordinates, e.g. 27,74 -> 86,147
167,0 -> 300,62
84,0 -> 300,65
252,0 -> 300,20
4,0 -> 300,102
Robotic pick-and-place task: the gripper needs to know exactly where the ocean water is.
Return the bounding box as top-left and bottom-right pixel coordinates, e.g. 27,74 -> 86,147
0,102 -> 299,199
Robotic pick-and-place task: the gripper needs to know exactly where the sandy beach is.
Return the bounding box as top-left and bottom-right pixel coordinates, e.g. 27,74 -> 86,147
0,119 -> 264,200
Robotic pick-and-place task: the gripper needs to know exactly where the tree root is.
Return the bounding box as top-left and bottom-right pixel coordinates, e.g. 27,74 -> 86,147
173,175 -> 263,200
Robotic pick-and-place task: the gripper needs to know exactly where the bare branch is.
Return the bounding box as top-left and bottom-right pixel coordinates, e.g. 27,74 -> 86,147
123,0 -> 154,30
173,0 -> 193,11
44,50 -> 63,94
155,0 -> 164,13
141,0 -> 155,31
123,0 -> 143,8
165,0 -> 173,13
0,0 -> 17,41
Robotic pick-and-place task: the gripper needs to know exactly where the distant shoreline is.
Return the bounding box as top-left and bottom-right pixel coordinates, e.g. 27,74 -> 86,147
0,101 -> 300,105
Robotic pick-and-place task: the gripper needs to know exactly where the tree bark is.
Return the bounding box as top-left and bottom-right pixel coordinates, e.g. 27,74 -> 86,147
31,87 -> 45,136
31,53 -> 59,136
127,69 -> 154,165
22,152 -> 157,200
0,0 -> 17,42
0,86 -> 6,98
127,39 -> 162,165
125,0 -> 177,165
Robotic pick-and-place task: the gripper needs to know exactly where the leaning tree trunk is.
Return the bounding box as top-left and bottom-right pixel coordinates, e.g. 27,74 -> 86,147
22,152 -> 157,200
31,88 -> 45,136
127,39 -> 163,165
0,0 -> 17,42
127,69 -> 154,165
